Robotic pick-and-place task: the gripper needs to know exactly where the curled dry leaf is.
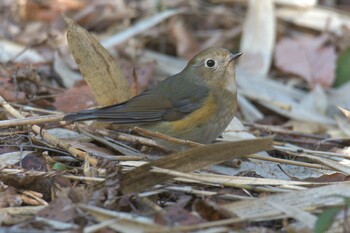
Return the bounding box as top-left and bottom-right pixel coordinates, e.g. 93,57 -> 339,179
275,35 -> 336,89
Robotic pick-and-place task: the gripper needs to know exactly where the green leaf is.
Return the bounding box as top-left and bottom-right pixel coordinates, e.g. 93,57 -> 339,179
314,207 -> 341,233
334,47 -> 350,87
52,162 -> 67,171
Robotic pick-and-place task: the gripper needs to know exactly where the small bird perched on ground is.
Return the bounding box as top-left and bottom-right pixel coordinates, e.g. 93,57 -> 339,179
64,48 -> 242,149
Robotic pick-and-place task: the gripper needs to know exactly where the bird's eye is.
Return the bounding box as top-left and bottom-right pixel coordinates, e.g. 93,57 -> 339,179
205,59 -> 216,68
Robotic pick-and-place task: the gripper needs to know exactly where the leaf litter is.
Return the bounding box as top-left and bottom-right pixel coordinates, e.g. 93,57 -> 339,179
1,1 -> 350,232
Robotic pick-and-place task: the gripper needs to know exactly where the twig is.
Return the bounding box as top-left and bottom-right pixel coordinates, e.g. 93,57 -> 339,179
133,126 -> 203,148
18,190 -> 49,206
0,95 -> 98,166
96,129 -> 161,148
76,124 -> 145,157
11,103 -> 63,115
151,167 -> 291,193
164,186 -> 254,200
0,114 -> 65,128
246,154 -> 327,170
244,122 -> 328,140
274,145 -> 350,159
0,168 -> 105,182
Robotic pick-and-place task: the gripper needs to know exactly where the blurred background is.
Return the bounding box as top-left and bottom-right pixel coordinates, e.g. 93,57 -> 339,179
2,2 -> 350,231
1,0 -> 350,134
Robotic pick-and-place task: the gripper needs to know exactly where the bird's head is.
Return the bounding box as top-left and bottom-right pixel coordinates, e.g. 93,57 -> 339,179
184,48 -> 242,89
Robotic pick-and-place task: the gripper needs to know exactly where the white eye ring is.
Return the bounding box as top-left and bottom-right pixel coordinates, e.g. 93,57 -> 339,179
205,59 -> 216,68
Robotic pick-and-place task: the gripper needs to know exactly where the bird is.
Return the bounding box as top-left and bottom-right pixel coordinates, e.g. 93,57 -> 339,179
64,48 -> 242,149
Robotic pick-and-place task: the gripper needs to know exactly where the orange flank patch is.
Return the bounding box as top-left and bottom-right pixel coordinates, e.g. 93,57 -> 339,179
170,94 -> 216,131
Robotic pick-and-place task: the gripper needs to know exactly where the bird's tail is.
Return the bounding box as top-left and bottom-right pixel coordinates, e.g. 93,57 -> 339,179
63,109 -> 98,122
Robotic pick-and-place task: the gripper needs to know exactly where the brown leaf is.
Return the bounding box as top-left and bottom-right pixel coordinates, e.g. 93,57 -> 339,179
38,195 -> 75,222
20,152 -> 47,171
53,82 -> 95,112
0,173 -> 52,200
193,199 -> 232,221
63,15 -> 130,106
119,60 -> 156,95
301,173 -> 349,182
275,35 -> 336,89
0,78 -> 26,102
156,206 -> 205,226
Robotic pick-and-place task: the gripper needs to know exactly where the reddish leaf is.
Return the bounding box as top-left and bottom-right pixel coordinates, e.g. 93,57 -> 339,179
193,199 -> 231,221
0,78 -> 26,102
53,82 -> 96,112
302,173 -> 349,182
119,60 -> 156,95
275,35 -> 336,89
155,206 -> 205,226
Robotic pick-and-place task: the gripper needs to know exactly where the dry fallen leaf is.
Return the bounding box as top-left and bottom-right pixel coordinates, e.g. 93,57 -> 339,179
239,0 -> 276,78
121,137 -> 273,194
0,78 -> 26,103
275,35 -> 336,89
119,59 -> 156,95
53,82 -> 95,112
63,15 -> 130,106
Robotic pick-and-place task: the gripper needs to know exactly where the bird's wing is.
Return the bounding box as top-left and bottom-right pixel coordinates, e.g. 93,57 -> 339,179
63,75 -> 210,124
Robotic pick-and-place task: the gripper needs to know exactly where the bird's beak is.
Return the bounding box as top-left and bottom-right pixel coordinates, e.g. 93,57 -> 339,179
228,52 -> 243,62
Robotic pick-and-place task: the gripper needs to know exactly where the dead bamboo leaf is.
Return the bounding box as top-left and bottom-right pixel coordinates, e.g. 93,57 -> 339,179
277,6 -> 350,36
274,0 -> 316,8
121,137 -> 273,194
238,0 -> 276,78
79,204 -> 163,233
63,15 -> 130,107
101,8 -> 186,49
266,200 -> 317,229
338,106 -> 350,119
223,184 -> 350,220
